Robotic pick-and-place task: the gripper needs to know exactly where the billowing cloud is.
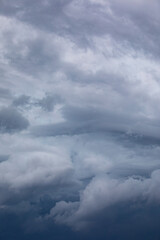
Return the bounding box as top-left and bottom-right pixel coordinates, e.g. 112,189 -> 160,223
49,170 -> 160,229
1,0 -> 160,239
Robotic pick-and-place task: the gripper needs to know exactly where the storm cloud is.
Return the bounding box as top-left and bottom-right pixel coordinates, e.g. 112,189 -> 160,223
1,0 -> 160,239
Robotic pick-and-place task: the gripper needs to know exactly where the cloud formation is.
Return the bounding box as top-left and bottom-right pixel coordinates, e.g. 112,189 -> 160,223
50,170 -> 160,229
1,0 -> 160,239
0,107 -> 29,133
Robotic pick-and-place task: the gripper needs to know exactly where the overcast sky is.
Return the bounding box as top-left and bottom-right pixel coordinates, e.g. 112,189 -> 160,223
1,0 -> 160,239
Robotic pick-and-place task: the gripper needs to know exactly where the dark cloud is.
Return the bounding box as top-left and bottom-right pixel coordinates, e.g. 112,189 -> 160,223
12,95 -> 30,107
31,105 -> 160,141
0,0 -> 160,239
37,94 -> 62,112
0,154 -> 9,163
0,87 -> 12,99
0,107 -> 29,133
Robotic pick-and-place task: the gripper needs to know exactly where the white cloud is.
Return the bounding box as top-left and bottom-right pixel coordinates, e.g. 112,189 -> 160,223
49,169 -> 160,229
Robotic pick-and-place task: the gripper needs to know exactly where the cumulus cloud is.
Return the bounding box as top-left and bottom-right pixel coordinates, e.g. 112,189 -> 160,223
0,151 -> 72,189
49,170 -> 160,229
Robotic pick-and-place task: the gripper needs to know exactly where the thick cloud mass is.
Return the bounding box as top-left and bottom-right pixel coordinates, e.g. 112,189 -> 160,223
1,0 -> 160,239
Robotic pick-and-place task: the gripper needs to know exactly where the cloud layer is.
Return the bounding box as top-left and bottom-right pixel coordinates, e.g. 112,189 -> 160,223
1,0 -> 160,239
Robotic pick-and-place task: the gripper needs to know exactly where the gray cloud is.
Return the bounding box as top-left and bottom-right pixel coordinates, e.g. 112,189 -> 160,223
49,169 -> 160,229
12,95 -> 30,107
0,88 -> 12,99
0,0 -> 160,238
0,107 -> 29,133
37,93 -> 63,112
0,154 -> 9,163
31,104 -> 160,141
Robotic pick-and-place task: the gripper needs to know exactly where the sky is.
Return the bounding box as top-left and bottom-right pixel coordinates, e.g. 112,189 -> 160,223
0,0 -> 160,239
